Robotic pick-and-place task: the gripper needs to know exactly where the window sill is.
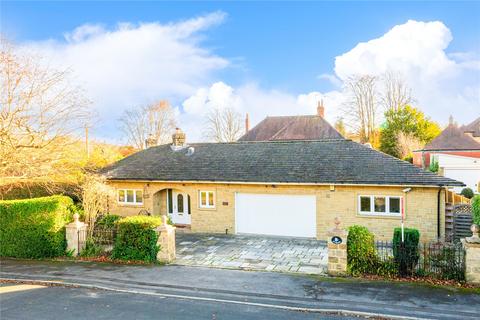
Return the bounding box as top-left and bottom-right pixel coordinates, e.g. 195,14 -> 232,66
117,203 -> 144,208
198,206 -> 217,211
357,213 -> 401,219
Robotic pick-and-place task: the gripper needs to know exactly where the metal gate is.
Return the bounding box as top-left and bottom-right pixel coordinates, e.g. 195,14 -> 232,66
453,204 -> 473,242
77,228 -> 87,255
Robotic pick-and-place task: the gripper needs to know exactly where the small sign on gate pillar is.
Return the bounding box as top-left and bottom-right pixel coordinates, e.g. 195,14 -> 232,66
327,217 -> 348,276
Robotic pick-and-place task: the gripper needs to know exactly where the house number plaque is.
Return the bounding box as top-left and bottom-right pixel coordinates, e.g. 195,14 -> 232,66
331,236 -> 342,244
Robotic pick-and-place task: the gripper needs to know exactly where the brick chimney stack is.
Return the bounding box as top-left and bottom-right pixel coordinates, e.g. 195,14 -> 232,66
171,128 -> 186,150
317,99 -> 325,118
245,113 -> 250,133
145,134 -> 157,149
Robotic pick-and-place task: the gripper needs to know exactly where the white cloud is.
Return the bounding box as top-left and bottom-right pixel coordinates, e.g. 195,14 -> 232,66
22,12 -> 229,141
317,73 -> 343,88
178,19 -> 478,142
18,16 -> 478,143
333,20 -> 479,125
179,82 -> 345,142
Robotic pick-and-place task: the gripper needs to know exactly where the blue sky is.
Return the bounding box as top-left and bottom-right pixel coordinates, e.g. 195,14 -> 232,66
2,1 -> 479,142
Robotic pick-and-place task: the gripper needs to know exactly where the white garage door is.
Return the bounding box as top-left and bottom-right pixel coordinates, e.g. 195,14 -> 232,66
235,193 -> 316,238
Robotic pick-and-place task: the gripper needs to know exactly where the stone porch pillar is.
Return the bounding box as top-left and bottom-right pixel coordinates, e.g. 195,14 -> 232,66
156,215 -> 176,263
462,227 -> 480,284
327,217 -> 348,276
65,213 -> 87,256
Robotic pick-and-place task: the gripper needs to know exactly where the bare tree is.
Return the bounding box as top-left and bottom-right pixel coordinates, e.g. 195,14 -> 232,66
119,100 -> 176,149
0,39 -> 89,189
204,107 -> 243,142
380,71 -> 414,112
342,75 -> 378,143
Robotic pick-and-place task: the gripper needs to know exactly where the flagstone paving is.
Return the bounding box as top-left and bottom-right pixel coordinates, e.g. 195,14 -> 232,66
175,233 -> 328,274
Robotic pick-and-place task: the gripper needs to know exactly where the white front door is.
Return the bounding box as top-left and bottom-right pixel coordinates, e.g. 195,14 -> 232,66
235,193 -> 316,238
170,191 -> 191,225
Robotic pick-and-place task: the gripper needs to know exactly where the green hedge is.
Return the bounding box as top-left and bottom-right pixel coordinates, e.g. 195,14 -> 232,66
96,214 -> 122,229
111,216 -> 162,262
0,196 -> 73,258
393,228 -> 420,275
472,195 -> 480,226
460,188 -> 474,199
347,225 -> 378,276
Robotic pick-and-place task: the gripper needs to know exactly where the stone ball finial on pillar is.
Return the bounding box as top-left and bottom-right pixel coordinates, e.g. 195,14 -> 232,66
334,217 -> 341,229
466,224 -> 480,244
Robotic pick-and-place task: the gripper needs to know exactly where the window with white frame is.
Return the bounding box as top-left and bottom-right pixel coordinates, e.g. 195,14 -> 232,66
358,195 -> 401,216
118,189 -> 143,205
199,191 -> 215,208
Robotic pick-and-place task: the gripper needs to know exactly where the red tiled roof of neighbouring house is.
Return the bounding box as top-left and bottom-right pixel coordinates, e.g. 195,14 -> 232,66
238,115 -> 343,141
461,117 -> 480,137
422,123 -> 480,151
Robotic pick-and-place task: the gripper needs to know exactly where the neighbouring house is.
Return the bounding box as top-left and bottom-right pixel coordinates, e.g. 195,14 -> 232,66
437,154 -> 480,193
413,116 -> 480,193
238,101 -> 343,141
102,128 -> 463,242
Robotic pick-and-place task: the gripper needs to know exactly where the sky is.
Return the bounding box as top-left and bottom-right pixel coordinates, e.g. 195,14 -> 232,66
2,1 -> 479,143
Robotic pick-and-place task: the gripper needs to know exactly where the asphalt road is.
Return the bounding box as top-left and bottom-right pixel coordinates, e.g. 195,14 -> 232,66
0,284 -> 358,320
2,259 -> 479,320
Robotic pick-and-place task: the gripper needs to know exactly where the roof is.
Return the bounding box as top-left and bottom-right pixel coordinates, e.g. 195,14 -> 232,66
102,140 -> 463,187
461,117 -> 480,137
238,115 -> 343,141
422,124 -> 480,151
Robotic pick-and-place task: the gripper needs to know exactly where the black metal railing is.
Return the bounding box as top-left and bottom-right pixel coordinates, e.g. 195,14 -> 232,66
91,227 -> 117,246
375,241 -> 465,281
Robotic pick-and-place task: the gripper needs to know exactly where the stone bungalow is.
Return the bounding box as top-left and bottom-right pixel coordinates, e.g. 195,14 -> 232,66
103,129 -> 463,242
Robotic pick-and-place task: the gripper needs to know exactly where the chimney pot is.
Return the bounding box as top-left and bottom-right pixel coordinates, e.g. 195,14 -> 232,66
245,113 -> 250,133
317,100 -> 325,117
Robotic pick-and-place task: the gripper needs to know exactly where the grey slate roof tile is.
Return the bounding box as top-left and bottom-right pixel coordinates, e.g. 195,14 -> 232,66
102,140 -> 463,187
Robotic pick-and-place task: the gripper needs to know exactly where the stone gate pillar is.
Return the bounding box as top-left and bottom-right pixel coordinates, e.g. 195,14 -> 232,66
65,213 -> 87,256
327,217 -> 348,276
462,226 -> 480,284
156,215 -> 176,263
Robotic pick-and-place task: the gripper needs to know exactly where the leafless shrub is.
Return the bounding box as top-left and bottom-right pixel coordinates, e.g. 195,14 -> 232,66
81,174 -> 115,235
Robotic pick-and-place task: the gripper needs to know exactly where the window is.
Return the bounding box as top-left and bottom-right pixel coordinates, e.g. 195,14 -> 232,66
118,190 -> 125,202
167,189 -> 173,214
177,194 -> 184,212
389,197 -> 401,214
360,196 -> 371,212
117,189 -> 143,205
199,191 -> 215,209
374,196 -> 386,213
358,195 -> 402,216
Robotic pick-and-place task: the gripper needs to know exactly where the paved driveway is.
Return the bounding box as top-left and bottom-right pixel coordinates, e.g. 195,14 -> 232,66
175,233 -> 328,274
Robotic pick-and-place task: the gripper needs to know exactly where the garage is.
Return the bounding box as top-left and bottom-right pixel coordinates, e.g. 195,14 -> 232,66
235,193 -> 317,238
